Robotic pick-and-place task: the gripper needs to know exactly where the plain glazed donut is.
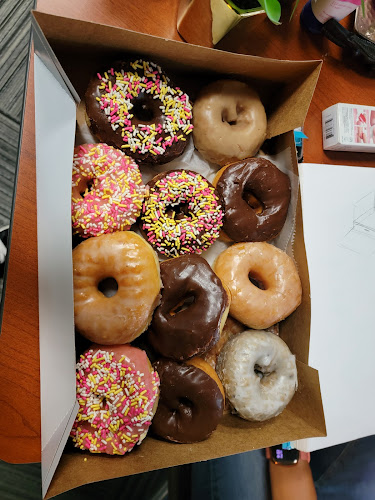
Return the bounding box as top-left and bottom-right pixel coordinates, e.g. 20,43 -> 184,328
213,242 -> 302,329
213,158 -> 291,242
140,170 -> 224,257
193,80 -> 267,166
71,143 -> 145,238
85,60 -> 193,165
217,330 -> 297,421
70,344 -> 160,454
149,255 -> 230,361
152,358 -> 224,443
73,231 -> 161,344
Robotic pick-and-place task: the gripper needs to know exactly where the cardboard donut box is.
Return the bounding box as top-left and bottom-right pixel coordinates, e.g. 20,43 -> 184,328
0,11 -> 326,499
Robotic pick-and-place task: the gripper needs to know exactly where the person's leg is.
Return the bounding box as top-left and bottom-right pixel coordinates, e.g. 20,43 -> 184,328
311,435 -> 375,500
0,459 -> 168,500
0,460 -> 42,500
191,449 -> 271,500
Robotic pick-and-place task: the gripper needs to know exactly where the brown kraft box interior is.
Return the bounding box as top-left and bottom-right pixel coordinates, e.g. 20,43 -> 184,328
3,10 -> 326,499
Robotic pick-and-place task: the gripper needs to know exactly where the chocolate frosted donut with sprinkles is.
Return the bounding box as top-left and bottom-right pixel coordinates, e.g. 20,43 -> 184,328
140,170 -> 224,257
85,60 -> 193,165
72,143 -> 145,238
70,344 -> 160,455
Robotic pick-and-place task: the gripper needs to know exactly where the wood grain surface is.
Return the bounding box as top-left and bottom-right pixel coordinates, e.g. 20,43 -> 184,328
1,0 -> 374,464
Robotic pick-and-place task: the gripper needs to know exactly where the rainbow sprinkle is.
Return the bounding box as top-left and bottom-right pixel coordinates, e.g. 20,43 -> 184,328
71,143 -> 145,238
141,170 -> 224,257
95,60 -> 193,159
70,349 -> 160,455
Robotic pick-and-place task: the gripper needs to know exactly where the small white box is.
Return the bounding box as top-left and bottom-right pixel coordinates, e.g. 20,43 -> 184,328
322,103 -> 375,153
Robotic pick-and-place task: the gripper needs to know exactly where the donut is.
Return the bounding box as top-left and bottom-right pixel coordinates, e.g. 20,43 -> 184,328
149,255 -> 230,361
70,344 -> 160,454
85,60 -> 193,165
217,330 -> 297,421
152,358 -> 224,443
213,242 -> 302,329
213,158 -> 291,242
140,170 -> 224,257
71,143 -> 145,238
73,231 -> 161,344
193,80 -> 267,166
202,316 -> 245,369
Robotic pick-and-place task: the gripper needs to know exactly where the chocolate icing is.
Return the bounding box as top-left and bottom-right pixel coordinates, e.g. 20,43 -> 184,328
216,158 -> 291,242
85,61 -> 189,165
152,359 -> 224,443
149,255 -> 228,361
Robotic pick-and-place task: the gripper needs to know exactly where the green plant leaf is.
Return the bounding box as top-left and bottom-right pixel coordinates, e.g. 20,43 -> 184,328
258,0 -> 282,24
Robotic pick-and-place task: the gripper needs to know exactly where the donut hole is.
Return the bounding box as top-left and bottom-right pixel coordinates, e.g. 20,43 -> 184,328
79,179 -> 94,198
242,189 -> 264,214
166,202 -> 192,221
98,277 -> 118,297
169,295 -> 195,316
254,364 -> 265,379
132,100 -> 155,122
248,271 -> 267,290
221,108 -> 237,126
178,397 -> 194,412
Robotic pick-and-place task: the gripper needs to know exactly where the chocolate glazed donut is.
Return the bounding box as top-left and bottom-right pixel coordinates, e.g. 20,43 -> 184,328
85,60 -> 192,165
149,255 -> 229,361
152,359 -> 224,443
215,158 -> 291,242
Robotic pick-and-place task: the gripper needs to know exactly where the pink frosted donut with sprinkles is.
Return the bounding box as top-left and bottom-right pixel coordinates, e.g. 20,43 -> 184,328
72,143 -> 145,238
70,344 -> 160,455
140,170 -> 224,257
85,60 -> 194,165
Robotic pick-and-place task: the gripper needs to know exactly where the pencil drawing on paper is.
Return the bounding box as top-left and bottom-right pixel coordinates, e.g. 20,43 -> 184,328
339,192 -> 375,256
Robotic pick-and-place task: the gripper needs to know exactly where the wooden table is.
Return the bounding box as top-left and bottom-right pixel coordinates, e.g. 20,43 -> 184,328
1,0 -> 374,464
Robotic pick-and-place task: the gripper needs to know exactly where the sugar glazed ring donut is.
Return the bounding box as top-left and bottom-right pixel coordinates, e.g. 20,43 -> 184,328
140,170 -> 224,257
213,158 -> 291,242
149,255 -> 230,361
213,242 -> 302,329
193,80 -> 267,166
152,358 -> 224,443
217,330 -> 297,421
85,60 -> 193,165
72,143 -> 145,238
70,345 -> 160,454
73,232 -> 161,344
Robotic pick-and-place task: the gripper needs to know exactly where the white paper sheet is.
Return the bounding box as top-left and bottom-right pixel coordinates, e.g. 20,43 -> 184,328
296,163 -> 375,452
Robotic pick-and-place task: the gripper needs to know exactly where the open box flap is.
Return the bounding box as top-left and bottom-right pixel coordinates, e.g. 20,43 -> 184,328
32,11 -> 322,141
34,49 -> 78,496
32,16 -> 80,104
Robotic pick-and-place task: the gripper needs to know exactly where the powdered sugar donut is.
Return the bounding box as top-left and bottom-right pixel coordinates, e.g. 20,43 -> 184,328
71,143 -> 145,238
217,330 -> 297,421
70,344 -> 160,455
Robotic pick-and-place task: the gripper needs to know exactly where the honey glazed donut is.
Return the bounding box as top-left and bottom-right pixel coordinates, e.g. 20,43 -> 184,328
213,242 -> 302,330
73,231 -> 161,344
